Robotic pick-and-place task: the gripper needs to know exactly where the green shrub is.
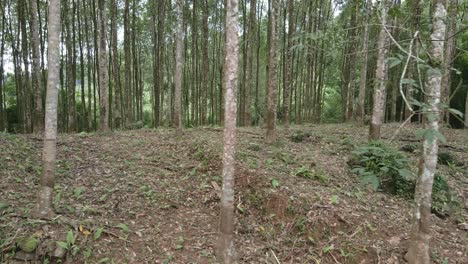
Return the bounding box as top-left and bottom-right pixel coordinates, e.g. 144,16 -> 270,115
350,141 -> 415,197
350,142 -> 459,216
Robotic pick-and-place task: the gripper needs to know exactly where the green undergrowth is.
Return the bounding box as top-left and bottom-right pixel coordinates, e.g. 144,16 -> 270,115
349,141 -> 460,217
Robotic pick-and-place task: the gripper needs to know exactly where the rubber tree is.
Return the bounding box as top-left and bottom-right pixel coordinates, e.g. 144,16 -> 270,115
406,1 -> 447,263
34,0 -> 61,218
265,0 -> 278,143
217,0 -> 239,262
369,0 -> 390,141
98,0 -> 109,132
174,0 -> 184,136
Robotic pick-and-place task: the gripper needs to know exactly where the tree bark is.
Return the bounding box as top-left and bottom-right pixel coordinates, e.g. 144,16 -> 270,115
34,0 -> 60,219
369,0 -> 390,141
357,0 -> 370,125
30,0 -> 44,132
217,0 -> 239,262
110,0 -> 122,129
175,0 -> 184,136
0,12 -> 6,131
406,1 -> 446,263
441,0 -> 457,123
98,0 -> 109,131
200,0 -> 209,126
283,0 -> 294,128
265,0 -> 278,143
124,0 -> 132,126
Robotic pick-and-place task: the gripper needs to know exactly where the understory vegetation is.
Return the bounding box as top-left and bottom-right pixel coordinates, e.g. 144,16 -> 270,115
1,124 -> 466,263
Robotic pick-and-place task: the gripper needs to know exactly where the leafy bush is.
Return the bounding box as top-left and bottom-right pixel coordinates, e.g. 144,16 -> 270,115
350,142 -> 460,216
350,141 -> 415,197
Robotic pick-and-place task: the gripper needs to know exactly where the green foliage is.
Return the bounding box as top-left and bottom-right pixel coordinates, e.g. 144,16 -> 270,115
293,166 -> 329,182
289,131 -> 311,143
437,152 -> 456,165
17,236 -> 38,253
350,142 -> 460,216
350,141 -> 415,197
431,174 -> 459,217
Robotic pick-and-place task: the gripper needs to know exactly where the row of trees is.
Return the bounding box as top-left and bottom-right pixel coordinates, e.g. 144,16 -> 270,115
1,0 -> 466,263
2,0 -> 465,134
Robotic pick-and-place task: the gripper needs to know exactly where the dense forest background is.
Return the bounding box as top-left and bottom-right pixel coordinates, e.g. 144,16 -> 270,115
0,0 -> 466,134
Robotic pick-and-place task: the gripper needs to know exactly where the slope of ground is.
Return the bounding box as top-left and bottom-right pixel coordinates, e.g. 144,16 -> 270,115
0,124 -> 466,263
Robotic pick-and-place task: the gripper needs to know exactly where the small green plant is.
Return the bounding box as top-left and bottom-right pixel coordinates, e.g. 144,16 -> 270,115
293,166 -> 329,182
437,152 -> 456,166
73,187 -> 85,199
271,179 -> 280,188
290,131 -> 311,143
431,174 -> 459,217
350,141 -> 414,197
56,230 -> 80,256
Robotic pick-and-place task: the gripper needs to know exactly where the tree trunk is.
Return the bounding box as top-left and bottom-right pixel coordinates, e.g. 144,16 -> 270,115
19,0 -> 32,132
34,0 -> 60,219
406,1 -> 446,263
30,0 -> 44,132
357,0 -> 370,124
110,0 -> 121,129
124,0 -> 132,126
200,0 -> 209,126
0,13 -> 6,131
441,0 -> 457,124
175,0 -> 184,136
98,0 -> 109,131
65,0 -> 76,132
346,2 -> 357,121
217,0 -> 239,262
283,0 -> 293,128
265,0 -> 278,143
369,0 -> 390,141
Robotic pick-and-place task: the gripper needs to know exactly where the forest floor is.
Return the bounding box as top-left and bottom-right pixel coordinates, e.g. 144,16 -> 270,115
0,123 -> 467,264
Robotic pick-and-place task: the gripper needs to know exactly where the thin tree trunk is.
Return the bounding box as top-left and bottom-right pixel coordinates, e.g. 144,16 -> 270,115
357,0 -> 370,125
346,1 -> 357,121
369,0 -> 390,141
19,0 -> 32,132
110,0 -> 121,129
124,0 -> 132,126
30,0 -> 44,132
217,0 -> 239,262
200,0 -> 209,126
77,0 -> 87,131
34,0 -> 60,219
441,0 -> 457,124
265,0 -> 278,143
98,0 -> 109,131
406,1 -> 447,263
175,0 -> 184,136
0,11 -> 6,131
283,0 -> 293,128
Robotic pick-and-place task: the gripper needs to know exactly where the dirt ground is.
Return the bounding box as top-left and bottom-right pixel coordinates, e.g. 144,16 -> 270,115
0,123 -> 467,263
